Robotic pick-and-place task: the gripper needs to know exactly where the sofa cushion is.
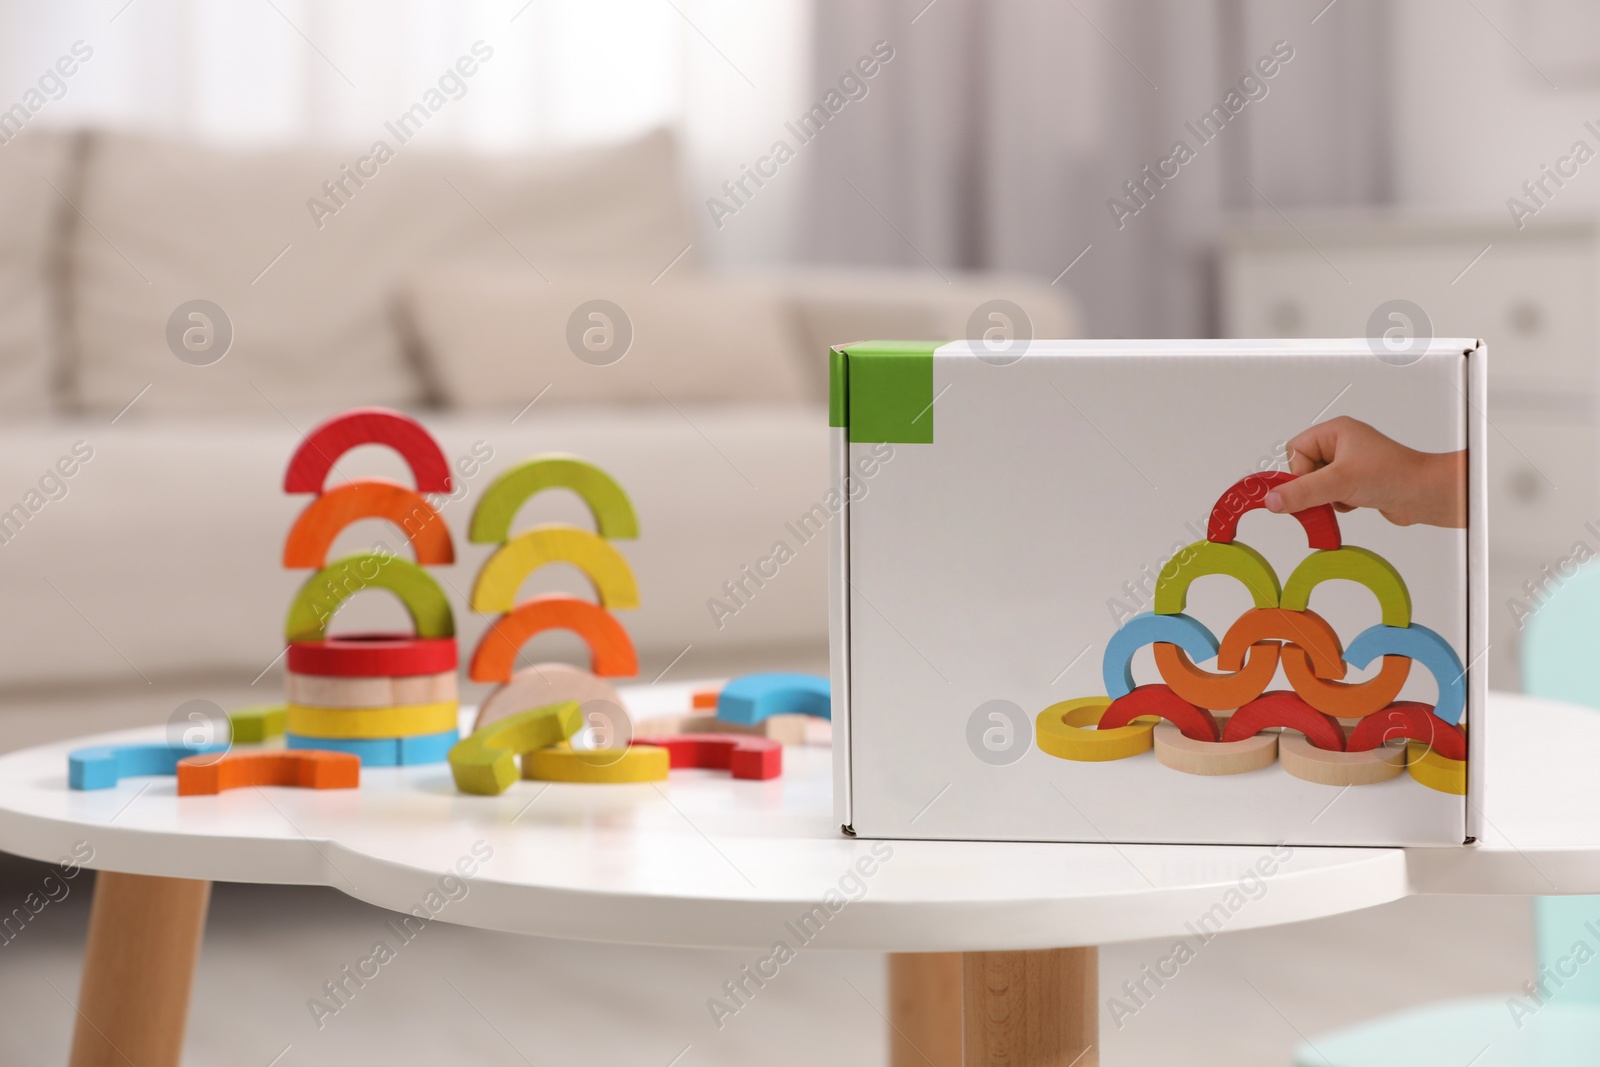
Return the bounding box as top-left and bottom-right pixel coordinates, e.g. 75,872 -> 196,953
0,129 -> 75,415
402,271 -> 813,408
68,128 -> 695,415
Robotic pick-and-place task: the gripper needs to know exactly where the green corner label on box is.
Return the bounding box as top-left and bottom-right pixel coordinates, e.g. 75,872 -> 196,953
834,341 -> 938,444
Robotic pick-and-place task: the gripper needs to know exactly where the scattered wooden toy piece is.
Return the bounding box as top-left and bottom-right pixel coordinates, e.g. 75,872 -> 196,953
282,480 -> 454,569
716,672 -> 830,726
469,454 -> 639,543
620,712 -> 705,738
468,594 -> 638,683
630,712 -> 810,744
1154,640 -> 1279,711
284,729 -> 459,767
633,733 -> 782,780
285,700 -> 459,739
284,554 -> 455,643
1217,607 -> 1345,679
1345,701 -> 1467,761
1407,741 -> 1467,795
1222,690 -> 1346,751
1281,646 -> 1411,719
475,663 -> 626,732
1035,697 -> 1157,762
69,742 -> 230,791
754,714 -> 811,746
1151,717 -> 1277,776
1206,471 -> 1341,550
448,700 -> 584,795
692,688 -> 721,710
1280,546 -> 1412,628
176,750 -> 360,795
523,742 -> 669,783
287,669 -> 458,709
1102,611 -> 1220,700
286,634 -> 457,678
227,705 -> 287,743
283,408 -> 452,495
470,525 -> 639,613
1153,539 -> 1282,616
1278,733 -> 1406,786
1344,622 -> 1467,726
1098,684 -> 1220,743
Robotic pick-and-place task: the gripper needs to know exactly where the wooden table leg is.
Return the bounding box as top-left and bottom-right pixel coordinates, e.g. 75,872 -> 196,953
69,872 -> 211,1067
962,947 -> 1097,1067
888,952 -> 963,1067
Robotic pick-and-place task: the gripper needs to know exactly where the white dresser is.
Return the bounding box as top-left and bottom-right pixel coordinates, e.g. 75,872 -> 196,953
1223,216 -> 1600,691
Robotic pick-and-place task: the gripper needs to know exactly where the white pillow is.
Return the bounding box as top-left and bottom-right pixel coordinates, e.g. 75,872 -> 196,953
402,271 -> 814,408
0,129 -> 73,415
68,129 -> 695,415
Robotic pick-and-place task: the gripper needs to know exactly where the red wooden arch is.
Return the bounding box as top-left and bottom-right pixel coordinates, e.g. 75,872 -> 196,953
1207,471 -> 1341,550
1098,684 -> 1220,743
1221,690 -> 1346,751
284,408 -> 452,494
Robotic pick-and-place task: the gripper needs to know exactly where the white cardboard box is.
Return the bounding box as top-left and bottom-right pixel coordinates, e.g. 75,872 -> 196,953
829,338 -> 1487,847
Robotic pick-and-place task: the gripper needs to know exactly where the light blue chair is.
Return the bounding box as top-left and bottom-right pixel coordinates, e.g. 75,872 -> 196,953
1293,565 -> 1600,1065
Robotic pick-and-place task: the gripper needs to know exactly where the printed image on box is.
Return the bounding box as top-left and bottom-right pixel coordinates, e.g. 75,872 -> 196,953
828,338 -> 1486,848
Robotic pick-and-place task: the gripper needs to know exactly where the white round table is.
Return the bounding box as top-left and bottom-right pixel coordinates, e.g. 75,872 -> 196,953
4,686 -> 1591,1067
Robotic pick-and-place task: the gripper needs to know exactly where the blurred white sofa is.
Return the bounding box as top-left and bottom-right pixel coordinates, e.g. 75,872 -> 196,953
0,126 -> 1076,709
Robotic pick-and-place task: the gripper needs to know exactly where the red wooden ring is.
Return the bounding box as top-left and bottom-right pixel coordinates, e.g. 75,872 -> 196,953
286,633 -> 458,678
1346,701 -> 1467,761
1207,471 -> 1341,550
1098,684 -> 1220,743
1222,690 -> 1346,751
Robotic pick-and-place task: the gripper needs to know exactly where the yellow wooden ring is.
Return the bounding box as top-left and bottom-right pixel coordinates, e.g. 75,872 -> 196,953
1407,741 -> 1467,795
286,700 -> 459,739
523,742 -> 669,783
1153,540 -> 1281,615
1035,697 -> 1158,762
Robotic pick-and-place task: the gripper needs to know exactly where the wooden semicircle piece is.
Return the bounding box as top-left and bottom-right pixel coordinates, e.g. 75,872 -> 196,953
1097,684 -> 1219,742
1221,690 -> 1346,751
469,594 -> 638,683
1346,701 -> 1466,761
1217,607 -> 1345,679
1282,646 -> 1410,718
1344,622 -> 1467,726
448,700 -> 585,795
469,455 -> 638,544
470,525 -> 639,613
283,554 -> 455,643
1206,471 -> 1341,550
282,479 -> 454,568
1280,546 -> 1412,628
474,663 -> 625,732
1154,640 -> 1279,711
1152,540 -> 1281,615
1102,611 -> 1220,700
284,408 -> 451,494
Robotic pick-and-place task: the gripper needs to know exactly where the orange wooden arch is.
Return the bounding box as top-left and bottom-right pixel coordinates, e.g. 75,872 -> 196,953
469,594 -> 638,683
282,479 -> 454,568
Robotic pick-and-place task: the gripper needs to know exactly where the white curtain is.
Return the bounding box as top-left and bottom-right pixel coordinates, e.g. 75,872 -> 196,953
0,0 -> 811,262
803,0 -> 1393,337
